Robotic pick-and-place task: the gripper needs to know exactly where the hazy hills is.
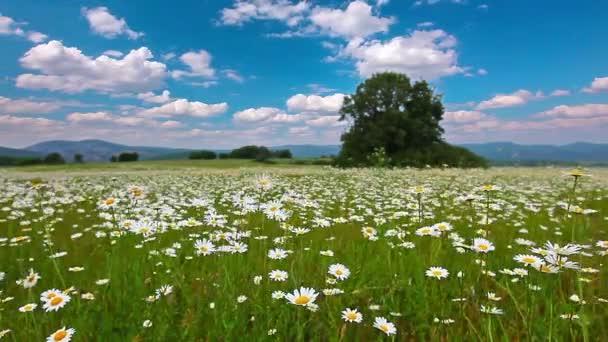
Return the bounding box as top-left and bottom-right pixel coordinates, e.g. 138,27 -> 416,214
1,139 -> 607,164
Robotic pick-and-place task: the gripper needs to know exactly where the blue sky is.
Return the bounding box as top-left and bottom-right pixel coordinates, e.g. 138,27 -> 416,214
1,0 -> 607,148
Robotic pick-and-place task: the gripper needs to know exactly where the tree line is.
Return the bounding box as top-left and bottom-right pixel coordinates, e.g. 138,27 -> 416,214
189,146 -> 292,162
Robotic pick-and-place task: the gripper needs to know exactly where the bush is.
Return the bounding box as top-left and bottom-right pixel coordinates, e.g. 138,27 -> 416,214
74,154 -> 84,163
272,149 -> 292,159
189,150 -> 217,160
43,152 -> 66,165
218,153 -> 230,159
118,152 -> 139,162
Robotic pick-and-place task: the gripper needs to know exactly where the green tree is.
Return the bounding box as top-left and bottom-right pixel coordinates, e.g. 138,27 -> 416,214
336,72 -> 486,168
189,150 -> 217,160
118,152 -> 139,162
74,153 -> 84,163
43,152 -> 66,165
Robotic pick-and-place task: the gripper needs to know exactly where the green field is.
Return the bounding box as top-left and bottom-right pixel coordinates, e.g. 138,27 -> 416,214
1,164 -> 607,341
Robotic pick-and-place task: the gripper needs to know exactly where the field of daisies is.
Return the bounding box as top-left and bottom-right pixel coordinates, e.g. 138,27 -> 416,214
0,166 -> 607,341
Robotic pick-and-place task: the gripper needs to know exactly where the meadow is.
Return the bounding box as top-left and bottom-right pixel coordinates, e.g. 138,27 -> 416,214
0,162 -> 607,341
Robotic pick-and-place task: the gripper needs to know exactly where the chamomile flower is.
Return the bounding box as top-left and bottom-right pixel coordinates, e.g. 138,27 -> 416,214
285,287 -> 318,306
426,266 -> 449,279
472,238 -> 495,253
17,268 -> 41,289
480,305 -> 503,315
341,308 -> 363,323
373,317 -> 397,335
268,270 -> 288,282
194,239 -> 216,256
46,327 -> 75,342
18,303 -> 37,312
328,264 -> 350,281
42,292 -> 71,312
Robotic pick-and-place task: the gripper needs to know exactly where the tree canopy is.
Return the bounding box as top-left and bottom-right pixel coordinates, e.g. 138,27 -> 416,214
336,72 -> 486,168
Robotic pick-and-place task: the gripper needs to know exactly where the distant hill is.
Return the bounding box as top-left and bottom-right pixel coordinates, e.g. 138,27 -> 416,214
0,146 -> 41,158
1,140 -> 607,164
461,142 -> 608,164
24,139 -> 192,162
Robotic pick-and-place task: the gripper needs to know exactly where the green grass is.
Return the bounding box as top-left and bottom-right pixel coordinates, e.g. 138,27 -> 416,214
0,167 -> 607,341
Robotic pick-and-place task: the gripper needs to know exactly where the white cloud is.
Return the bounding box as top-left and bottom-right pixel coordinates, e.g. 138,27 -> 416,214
82,7 -> 143,39
309,1 -> 394,38
477,68 -> 488,75
220,0 -> 309,26
550,89 -> 570,97
137,90 -> 172,103
306,115 -> 345,127
139,99 -> 228,118
0,14 -> 47,43
286,93 -> 345,113
582,77 -> 608,94
339,30 -> 464,80
535,104 -> 608,119
16,40 -> 167,94
67,111 -> 114,122
475,90 -> 543,110
103,50 -> 124,57
159,120 -> 183,129
0,96 -> 63,114
172,50 -> 216,79
222,69 -> 245,83
443,110 -> 489,124
233,107 -> 284,123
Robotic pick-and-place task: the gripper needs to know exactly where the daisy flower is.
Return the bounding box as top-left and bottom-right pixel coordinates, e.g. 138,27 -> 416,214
373,317 -> 397,335
43,292 -> 71,312
268,270 -> 288,282
46,327 -> 75,342
472,238 -> 495,253
480,305 -> 503,315
328,264 -> 351,281
285,287 -> 318,306
425,266 -> 449,279
341,308 -> 363,323
514,254 -> 543,267
194,239 -> 216,256
268,248 -> 288,260
18,303 -> 37,312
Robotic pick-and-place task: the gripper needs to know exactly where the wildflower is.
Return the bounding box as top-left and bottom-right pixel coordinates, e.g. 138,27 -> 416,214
560,313 -> 580,320
272,291 -> 285,299
194,239 -> 216,256
143,320 -> 153,328
155,285 -> 173,298
342,308 -> 363,323
285,287 -> 318,306
17,269 -> 41,289
99,197 -> 118,210
18,303 -> 37,312
46,327 -> 75,342
480,305 -> 503,315
328,264 -> 351,281
425,266 -> 449,279
514,254 -> 543,267
268,248 -> 288,260
268,270 -> 288,282
95,279 -> 110,285
237,295 -> 248,303
487,292 -> 502,301
472,238 -> 495,253
43,292 -> 71,312
373,317 -> 397,336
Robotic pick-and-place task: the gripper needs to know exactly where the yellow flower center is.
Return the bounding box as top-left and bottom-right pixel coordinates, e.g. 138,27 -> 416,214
477,244 -> 489,251
380,324 -> 389,332
432,270 -> 442,276
53,330 -> 67,341
346,312 -> 357,320
522,257 -> 535,264
105,199 -> 115,205
294,295 -> 310,305
50,297 -> 63,306
46,292 -> 57,300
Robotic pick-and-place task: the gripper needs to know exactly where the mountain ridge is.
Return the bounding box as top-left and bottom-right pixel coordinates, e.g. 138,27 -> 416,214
1,139 -> 606,164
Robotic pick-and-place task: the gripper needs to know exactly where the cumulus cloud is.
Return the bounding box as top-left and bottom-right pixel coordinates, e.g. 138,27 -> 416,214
138,99 -> 228,118
309,1 -> 394,38
339,30 -> 464,80
286,93 -> 345,113
233,107 -> 285,123
0,96 -> 63,114
475,90 -> 543,110
220,0 -> 309,26
137,90 -> 172,103
582,77 -> 608,94
67,111 -> 114,122
306,115 -> 345,127
443,110 -> 489,124
475,89 -> 569,110
16,40 -> 167,94
172,50 -> 216,79
0,13 -> 47,43
535,104 -> 608,119
82,7 -> 143,39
